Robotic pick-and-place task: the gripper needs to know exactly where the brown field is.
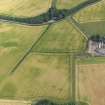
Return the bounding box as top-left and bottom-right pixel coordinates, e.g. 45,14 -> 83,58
77,64 -> 105,105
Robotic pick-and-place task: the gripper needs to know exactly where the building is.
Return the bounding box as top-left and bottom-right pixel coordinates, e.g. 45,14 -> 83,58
88,35 -> 105,56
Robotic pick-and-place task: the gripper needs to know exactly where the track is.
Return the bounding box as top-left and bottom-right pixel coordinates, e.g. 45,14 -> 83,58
10,25 -> 51,74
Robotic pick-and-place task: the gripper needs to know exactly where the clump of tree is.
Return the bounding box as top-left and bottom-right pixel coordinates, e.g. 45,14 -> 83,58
32,99 -> 57,105
32,99 -> 88,105
90,34 -> 101,42
90,34 -> 105,43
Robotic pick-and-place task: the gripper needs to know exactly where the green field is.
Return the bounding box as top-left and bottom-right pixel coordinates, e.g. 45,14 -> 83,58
0,0 -> 50,17
32,20 -> 86,53
74,0 -> 105,22
0,23 -> 47,76
0,0 -> 103,104
56,0 -> 85,9
80,21 -> 105,37
0,53 -> 71,101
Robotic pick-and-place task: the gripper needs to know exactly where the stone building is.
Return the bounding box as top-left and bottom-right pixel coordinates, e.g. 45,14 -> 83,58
88,35 -> 105,56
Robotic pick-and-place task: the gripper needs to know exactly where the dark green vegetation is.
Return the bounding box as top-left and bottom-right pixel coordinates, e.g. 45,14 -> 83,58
33,99 -> 88,105
89,35 -> 105,42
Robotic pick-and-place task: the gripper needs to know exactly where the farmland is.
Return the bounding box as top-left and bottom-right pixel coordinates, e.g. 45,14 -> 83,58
0,0 -> 50,17
0,0 -> 104,105
79,21 -> 105,37
74,0 -> 105,22
32,20 -> 86,53
0,23 -> 47,76
77,60 -> 105,105
0,54 -> 71,101
56,0 -> 85,9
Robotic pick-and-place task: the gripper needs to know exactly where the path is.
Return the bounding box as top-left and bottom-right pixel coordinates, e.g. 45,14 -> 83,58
10,25 -> 51,74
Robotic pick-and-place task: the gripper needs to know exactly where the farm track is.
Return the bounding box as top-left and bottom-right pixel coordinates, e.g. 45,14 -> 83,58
0,0 -> 101,26
69,17 -> 88,40
10,25 -> 51,74
69,54 -> 76,102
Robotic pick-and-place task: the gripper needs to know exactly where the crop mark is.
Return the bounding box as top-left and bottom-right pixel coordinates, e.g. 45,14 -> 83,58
10,25 -> 51,74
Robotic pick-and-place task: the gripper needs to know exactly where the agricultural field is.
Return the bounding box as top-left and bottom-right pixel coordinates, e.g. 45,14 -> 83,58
0,53 -> 71,101
0,23 -> 47,76
56,0 -> 85,9
74,0 -> 105,23
77,58 -> 105,105
0,0 -> 50,17
79,21 -> 105,37
32,20 -> 86,53
0,0 -> 104,105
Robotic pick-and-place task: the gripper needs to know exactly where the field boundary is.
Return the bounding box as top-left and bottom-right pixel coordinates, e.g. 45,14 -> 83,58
10,25 -> 51,74
78,18 -> 105,24
67,17 -> 88,40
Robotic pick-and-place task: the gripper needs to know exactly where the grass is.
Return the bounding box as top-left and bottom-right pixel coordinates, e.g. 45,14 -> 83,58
56,0 -> 85,9
32,20 -> 86,53
0,0 -> 50,17
74,0 -> 105,22
77,56 -> 105,64
79,21 -> 105,37
0,23 -> 47,76
0,53 -> 71,101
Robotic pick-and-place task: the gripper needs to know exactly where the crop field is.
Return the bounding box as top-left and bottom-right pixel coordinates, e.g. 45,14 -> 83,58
0,53 -> 71,101
32,20 -> 86,53
0,0 -> 50,17
56,0 -> 85,9
79,21 -> 105,37
0,19 -> 86,103
77,60 -> 105,105
0,0 -> 103,104
0,23 -> 47,76
74,0 -> 105,23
